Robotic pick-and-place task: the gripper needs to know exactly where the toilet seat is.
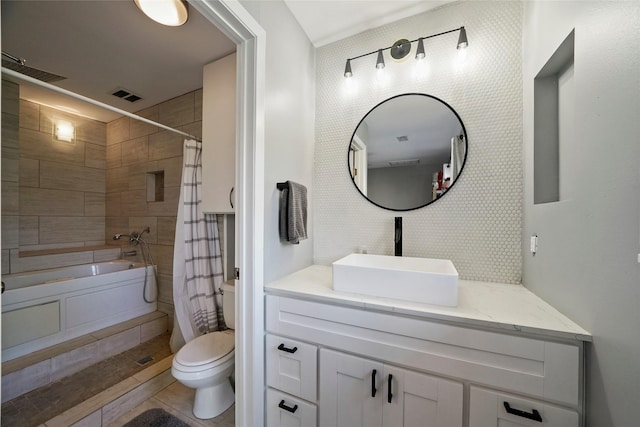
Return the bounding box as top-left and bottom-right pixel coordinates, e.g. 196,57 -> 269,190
175,330 -> 234,368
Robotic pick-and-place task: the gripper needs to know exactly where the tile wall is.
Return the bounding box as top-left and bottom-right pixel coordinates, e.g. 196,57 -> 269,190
105,90 -> 203,314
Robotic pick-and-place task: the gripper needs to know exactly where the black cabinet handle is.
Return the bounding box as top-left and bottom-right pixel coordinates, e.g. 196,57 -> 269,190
278,400 -> 298,413
277,343 -> 298,354
371,369 -> 377,397
503,402 -> 542,422
229,187 -> 235,209
387,374 -> 393,403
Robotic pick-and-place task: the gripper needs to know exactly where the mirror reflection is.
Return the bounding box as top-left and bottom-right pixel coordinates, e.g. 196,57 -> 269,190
348,93 -> 467,211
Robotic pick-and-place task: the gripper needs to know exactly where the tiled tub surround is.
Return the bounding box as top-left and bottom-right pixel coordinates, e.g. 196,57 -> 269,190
2,260 -> 157,362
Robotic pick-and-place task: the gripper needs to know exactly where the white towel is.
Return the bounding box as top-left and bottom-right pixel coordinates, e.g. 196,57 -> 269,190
278,181 -> 308,244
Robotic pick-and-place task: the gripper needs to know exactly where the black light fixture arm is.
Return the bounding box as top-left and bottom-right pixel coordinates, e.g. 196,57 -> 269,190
346,27 -> 463,62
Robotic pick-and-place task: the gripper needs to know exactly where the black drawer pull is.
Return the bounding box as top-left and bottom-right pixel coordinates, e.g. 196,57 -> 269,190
504,402 -> 542,422
278,400 -> 298,413
387,374 -> 393,403
277,343 -> 298,354
371,369 -> 377,397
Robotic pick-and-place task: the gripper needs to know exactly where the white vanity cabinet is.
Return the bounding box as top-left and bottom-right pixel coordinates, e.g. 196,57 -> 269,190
320,348 -> 463,427
201,52 -> 236,213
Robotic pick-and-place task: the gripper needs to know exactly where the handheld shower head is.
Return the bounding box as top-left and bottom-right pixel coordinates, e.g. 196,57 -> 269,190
113,234 -> 122,240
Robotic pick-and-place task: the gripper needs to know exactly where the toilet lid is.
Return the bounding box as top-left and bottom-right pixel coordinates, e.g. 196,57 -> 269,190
176,330 -> 234,367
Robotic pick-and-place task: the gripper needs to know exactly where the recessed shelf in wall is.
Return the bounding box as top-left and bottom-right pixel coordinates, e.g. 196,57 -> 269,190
534,30 -> 575,205
146,171 -> 165,202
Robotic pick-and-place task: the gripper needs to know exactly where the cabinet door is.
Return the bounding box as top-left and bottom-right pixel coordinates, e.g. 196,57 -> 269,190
267,388 -> 317,427
383,366 -> 463,427
469,386 -> 579,427
319,349 -> 383,427
266,334 -> 317,401
201,52 -> 236,213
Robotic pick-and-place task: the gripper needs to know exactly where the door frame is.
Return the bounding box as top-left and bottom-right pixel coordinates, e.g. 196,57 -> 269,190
189,1 -> 266,425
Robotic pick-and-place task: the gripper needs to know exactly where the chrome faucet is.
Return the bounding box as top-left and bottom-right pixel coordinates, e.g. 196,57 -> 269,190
113,227 -> 150,245
394,217 -> 402,256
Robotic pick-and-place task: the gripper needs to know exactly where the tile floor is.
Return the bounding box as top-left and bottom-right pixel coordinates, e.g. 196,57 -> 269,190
1,333 -> 234,426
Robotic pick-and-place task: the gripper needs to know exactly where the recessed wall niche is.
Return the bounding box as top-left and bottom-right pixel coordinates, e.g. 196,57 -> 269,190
147,171 -> 165,202
534,30 -> 575,204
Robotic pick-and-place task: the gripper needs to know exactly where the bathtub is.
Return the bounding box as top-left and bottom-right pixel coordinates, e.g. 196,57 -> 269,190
1,260 -> 157,361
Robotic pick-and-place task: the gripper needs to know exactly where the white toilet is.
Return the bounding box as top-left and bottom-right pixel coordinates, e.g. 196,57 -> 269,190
171,283 -> 235,419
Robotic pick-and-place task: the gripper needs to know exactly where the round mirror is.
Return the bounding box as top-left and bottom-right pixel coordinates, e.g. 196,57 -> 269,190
348,93 -> 468,211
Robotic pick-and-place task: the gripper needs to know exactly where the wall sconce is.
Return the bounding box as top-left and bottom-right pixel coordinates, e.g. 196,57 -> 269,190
343,26 -> 468,78
54,120 -> 75,143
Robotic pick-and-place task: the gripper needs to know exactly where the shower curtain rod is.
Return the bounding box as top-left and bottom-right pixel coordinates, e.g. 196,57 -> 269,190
1,67 -> 202,142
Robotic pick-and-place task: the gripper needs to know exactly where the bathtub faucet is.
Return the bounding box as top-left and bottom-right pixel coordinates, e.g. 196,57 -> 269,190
113,227 -> 151,245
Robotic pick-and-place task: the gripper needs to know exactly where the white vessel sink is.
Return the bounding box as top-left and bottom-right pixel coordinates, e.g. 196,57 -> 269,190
332,253 -> 458,307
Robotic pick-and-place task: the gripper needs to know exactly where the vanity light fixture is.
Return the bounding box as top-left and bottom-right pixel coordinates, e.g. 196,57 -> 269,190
54,120 -> 75,143
343,26 -> 468,78
134,0 -> 189,27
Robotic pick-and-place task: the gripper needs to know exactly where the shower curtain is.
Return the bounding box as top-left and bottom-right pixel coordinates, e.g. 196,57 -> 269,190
171,139 -> 225,350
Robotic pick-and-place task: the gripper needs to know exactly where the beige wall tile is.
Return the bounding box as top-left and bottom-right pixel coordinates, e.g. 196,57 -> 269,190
93,247 -> 121,262
106,217 -> 128,242
148,130 -> 183,160
149,244 -> 174,276
130,105 -> 160,138
106,192 -> 121,217
147,186 -> 179,217
157,274 -> 173,304
2,181 -> 19,215
39,217 -> 105,244
19,216 -> 39,246
106,143 -> 122,169
20,128 -> 85,165
85,142 -> 106,169
128,161 -> 160,191
2,112 -> 20,150
121,190 -> 147,217
50,342 -> 99,382
180,121 -> 202,141
157,156 -> 183,188
121,136 -> 149,165
0,359 -> 51,403
19,157 -> 40,187
128,217 -> 157,243
106,116 -> 130,145
2,215 -> 19,249
19,99 -> 40,131
85,192 -> 106,216
157,217 -> 176,245
194,89 -> 203,121
2,249 -> 10,274
9,249 -> 93,273
2,147 -> 19,182
2,80 -> 19,116
76,119 -> 106,146
106,166 -> 128,193
97,327 -> 140,360
40,161 -> 105,193
158,92 -> 194,128
20,187 -> 84,216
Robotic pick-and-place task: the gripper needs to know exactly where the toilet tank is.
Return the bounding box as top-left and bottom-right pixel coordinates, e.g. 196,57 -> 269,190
222,282 -> 235,329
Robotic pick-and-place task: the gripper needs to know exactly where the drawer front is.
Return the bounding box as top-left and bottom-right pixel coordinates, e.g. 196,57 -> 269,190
266,295 -> 581,407
469,386 -> 579,427
267,388 -> 317,427
266,334 -> 318,401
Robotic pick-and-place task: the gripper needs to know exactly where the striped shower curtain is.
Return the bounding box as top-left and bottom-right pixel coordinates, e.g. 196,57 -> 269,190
171,139 -> 225,346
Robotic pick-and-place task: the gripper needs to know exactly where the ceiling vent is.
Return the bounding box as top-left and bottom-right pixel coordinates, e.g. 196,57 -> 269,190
2,59 -> 67,83
111,88 -> 143,103
396,135 -> 409,142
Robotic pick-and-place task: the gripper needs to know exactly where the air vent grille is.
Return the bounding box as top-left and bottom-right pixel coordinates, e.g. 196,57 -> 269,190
2,59 -> 67,83
388,159 -> 420,167
111,88 -> 142,103
396,136 -> 409,142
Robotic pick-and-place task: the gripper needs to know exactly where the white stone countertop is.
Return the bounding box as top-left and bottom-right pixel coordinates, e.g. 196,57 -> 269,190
265,265 -> 592,343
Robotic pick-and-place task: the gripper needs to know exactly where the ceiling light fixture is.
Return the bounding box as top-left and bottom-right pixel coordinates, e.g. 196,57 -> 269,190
134,0 -> 189,27
343,26 -> 468,78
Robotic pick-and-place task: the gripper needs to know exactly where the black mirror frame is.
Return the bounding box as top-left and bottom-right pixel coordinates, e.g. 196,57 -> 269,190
348,93 -> 468,212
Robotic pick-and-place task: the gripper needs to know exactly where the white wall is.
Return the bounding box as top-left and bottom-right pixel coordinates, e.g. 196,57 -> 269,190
314,1 -> 523,284
522,2 -> 640,425
240,0 -> 316,284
